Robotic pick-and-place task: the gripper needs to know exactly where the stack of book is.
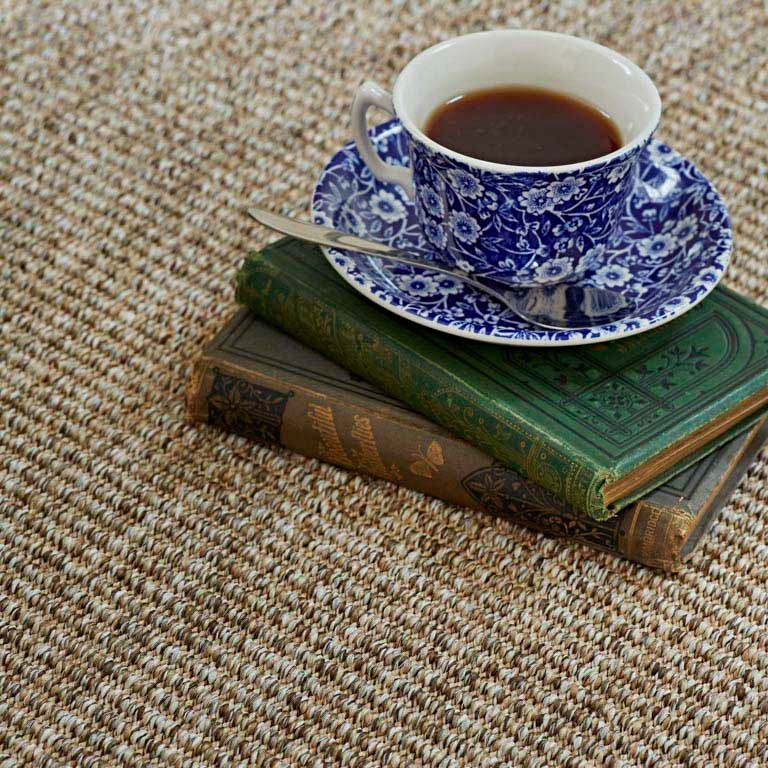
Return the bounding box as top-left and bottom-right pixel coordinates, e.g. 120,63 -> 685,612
187,238 -> 768,570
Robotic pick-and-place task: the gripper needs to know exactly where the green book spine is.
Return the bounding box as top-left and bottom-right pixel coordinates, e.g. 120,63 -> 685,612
235,237 -> 768,519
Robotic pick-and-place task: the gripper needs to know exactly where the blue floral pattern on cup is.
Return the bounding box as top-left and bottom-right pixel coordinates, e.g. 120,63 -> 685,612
407,127 -> 643,286
311,119 -> 732,347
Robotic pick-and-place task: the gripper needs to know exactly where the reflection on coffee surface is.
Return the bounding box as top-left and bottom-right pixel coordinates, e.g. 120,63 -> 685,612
424,86 -> 622,166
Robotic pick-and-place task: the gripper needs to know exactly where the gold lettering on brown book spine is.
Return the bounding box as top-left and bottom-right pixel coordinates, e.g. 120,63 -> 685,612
350,414 -> 402,482
307,403 -> 352,466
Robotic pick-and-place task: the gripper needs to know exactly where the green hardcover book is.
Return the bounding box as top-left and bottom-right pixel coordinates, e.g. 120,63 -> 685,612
236,237 -> 768,519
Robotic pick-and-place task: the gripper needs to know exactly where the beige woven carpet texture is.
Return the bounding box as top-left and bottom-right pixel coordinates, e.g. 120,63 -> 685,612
2,1 -> 768,766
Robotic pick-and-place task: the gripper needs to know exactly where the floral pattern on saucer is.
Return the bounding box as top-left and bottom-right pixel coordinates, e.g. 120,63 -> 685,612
311,120 -> 731,347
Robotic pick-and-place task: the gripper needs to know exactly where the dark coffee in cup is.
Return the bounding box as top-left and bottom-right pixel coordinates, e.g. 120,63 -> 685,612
424,86 -> 622,166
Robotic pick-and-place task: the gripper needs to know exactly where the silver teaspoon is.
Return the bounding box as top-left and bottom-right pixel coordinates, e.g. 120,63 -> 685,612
247,207 -> 630,330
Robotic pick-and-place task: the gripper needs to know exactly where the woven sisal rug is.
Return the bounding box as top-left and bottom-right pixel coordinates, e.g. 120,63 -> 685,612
2,1 -> 767,765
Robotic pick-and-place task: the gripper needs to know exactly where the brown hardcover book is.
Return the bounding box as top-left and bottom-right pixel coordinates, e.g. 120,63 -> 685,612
187,309 -> 767,570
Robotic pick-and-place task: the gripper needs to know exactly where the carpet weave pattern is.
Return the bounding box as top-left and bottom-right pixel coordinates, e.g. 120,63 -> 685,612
2,1 -> 768,766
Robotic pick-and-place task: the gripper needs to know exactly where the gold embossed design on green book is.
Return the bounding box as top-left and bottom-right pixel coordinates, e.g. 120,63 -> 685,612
236,237 -> 768,519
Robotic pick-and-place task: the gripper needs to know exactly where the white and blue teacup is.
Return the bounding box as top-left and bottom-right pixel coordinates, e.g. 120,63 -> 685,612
352,30 -> 661,287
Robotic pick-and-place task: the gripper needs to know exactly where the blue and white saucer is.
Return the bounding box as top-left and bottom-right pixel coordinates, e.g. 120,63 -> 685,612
311,119 -> 731,346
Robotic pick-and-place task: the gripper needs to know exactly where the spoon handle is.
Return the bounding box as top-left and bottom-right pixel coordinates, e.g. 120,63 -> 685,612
249,207 -> 399,258
246,207 -> 508,301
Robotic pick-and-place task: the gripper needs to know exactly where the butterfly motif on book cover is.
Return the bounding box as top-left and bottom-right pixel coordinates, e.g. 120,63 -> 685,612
409,440 -> 445,478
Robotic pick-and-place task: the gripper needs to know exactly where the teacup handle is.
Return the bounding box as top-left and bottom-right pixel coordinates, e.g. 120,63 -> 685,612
352,81 -> 415,198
